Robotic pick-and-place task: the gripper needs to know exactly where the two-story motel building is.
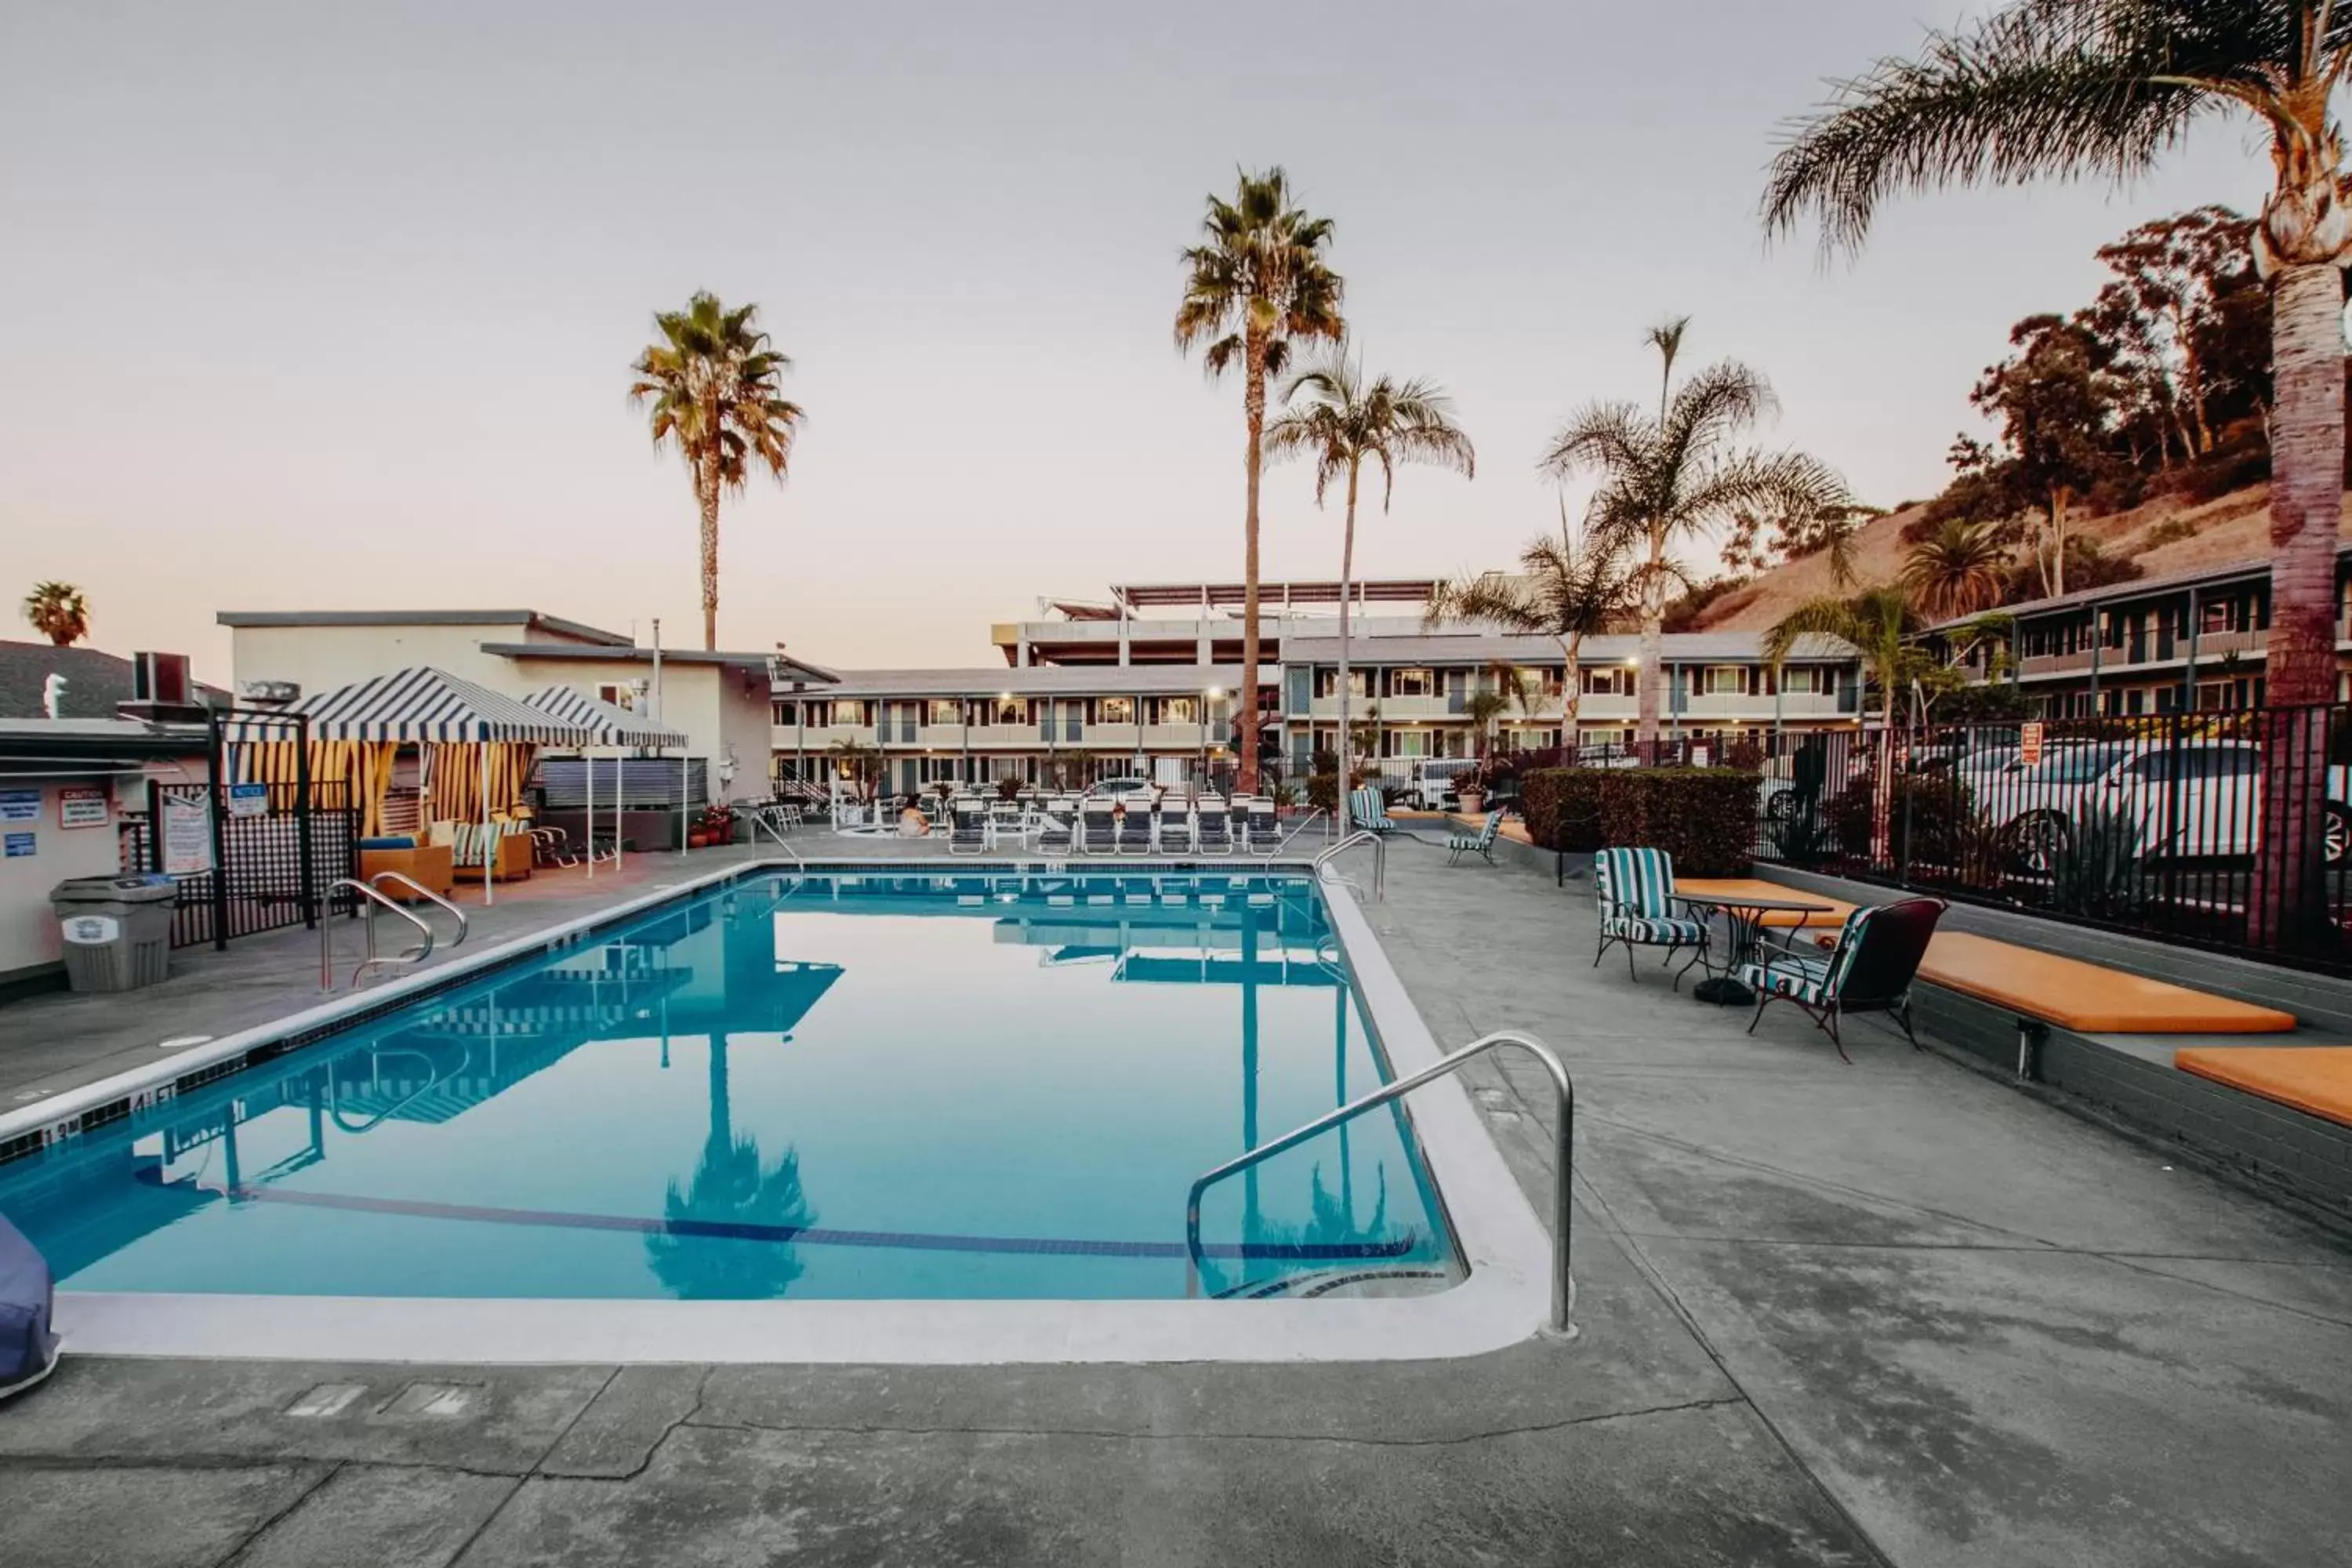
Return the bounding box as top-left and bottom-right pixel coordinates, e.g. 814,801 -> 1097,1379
777,580 -> 1864,793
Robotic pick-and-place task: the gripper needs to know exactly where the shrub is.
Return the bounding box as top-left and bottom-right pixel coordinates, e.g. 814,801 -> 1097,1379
1825,772 -> 1976,869
1592,768 -> 1760,877
1305,771 -> 1340,815
1521,768 -> 1603,852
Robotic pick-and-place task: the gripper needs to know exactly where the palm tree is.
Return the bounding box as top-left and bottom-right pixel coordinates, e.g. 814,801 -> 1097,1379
630,292 -> 804,651
20,582 -> 88,647
1767,585 -> 1927,856
1174,168 -> 1346,793
1265,343 -> 1475,778
1428,510 -> 1639,739
1762,0 -> 2352,945
1902,517 -> 2009,620
1544,323 -> 1849,757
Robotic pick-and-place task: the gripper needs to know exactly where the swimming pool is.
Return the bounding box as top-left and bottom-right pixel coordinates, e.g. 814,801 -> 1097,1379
0,869 -> 1458,1308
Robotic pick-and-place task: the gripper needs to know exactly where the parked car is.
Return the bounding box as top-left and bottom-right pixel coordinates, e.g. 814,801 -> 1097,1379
1402,757 -> 1482,811
1985,740 -> 2352,869
1085,776 -> 1154,800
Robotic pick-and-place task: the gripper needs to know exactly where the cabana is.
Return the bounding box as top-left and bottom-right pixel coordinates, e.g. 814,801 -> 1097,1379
226,666 -> 596,906
521,686 -> 688,877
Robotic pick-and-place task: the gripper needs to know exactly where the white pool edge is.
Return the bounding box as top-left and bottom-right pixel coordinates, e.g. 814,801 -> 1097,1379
32,858 -> 1563,1364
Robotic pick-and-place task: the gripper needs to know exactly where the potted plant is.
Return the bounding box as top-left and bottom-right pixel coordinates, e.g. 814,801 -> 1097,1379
1456,764 -> 1488,816
690,803 -> 733,848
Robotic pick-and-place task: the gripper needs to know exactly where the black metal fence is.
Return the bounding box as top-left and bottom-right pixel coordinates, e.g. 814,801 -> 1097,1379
1748,705 -> 2352,974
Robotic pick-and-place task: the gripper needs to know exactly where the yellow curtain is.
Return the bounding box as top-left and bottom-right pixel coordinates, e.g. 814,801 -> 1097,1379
425,742 -> 537,825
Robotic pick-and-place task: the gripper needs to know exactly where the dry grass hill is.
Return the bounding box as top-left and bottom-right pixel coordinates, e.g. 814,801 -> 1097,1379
1691,483 -> 2352,632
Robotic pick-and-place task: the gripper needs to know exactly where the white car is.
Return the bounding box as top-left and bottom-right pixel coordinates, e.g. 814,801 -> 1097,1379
1085,777 -> 1154,800
1987,740 -> 2352,868
1402,757 -> 1482,811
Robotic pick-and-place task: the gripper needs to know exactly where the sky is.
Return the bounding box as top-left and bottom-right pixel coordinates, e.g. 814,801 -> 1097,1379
0,1 -> 2280,681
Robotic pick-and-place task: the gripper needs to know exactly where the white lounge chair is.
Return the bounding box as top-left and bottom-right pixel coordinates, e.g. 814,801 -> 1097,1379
1195,796 -> 1232,856
1116,800 -> 1154,855
1080,798 -> 1117,855
1158,795 -> 1196,854
949,797 -> 989,855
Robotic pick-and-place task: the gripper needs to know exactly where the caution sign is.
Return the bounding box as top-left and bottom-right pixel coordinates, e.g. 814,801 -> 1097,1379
2019,722 -> 2045,768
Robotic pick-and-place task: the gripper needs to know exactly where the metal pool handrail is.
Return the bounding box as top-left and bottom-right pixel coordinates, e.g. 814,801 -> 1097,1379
749,811 -> 804,864
368,870 -> 469,950
322,878 -> 434,992
1184,1029 -> 1575,1334
1312,829 -> 1385,901
1266,807 -> 1328,858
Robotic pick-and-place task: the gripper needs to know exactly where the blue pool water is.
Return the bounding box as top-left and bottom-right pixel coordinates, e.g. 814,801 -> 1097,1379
0,870 -> 1459,1301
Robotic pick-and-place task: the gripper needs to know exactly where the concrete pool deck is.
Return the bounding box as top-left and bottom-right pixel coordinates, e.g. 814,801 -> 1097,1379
2,829 -> 2349,1565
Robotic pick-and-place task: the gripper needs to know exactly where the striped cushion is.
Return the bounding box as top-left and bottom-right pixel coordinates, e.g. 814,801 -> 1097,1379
1739,952 -> 1831,1005
1603,915 -> 1706,945
1595,847 -> 1678,922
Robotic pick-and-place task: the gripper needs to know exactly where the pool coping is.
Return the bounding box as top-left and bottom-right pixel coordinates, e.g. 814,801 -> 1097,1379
10,856 -> 1563,1364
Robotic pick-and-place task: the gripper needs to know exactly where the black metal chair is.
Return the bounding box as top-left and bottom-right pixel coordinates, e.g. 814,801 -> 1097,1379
1738,896 -> 1947,1062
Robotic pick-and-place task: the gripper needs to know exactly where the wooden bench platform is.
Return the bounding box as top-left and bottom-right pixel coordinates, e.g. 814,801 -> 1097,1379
2175,1047 -> 2352,1130
1915,931 -> 2297,1035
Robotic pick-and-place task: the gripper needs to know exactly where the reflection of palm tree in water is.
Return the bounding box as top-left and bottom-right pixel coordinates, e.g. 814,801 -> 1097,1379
645,1033 -> 814,1300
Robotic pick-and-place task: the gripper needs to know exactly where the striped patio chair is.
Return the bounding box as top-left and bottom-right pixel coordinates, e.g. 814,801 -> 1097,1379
1592,846 -> 1707,989
1348,787 -> 1395,835
1740,897 -> 1946,1062
1446,811 -> 1509,866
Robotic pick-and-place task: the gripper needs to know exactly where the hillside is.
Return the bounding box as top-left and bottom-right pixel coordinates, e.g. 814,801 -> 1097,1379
1692,483 -> 2352,631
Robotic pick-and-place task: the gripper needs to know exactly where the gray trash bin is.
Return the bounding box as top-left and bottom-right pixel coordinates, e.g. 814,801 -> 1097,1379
49,873 -> 178,993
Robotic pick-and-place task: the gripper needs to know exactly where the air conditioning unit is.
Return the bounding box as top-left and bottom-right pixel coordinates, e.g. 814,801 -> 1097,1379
134,652 -> 191,706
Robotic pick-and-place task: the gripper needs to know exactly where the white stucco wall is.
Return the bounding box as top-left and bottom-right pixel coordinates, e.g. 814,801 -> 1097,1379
0,776 -> 136,980
230,623 -> 522,696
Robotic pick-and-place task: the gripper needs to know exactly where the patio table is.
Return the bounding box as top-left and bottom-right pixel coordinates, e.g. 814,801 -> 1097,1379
1673,893 -> 1836,1007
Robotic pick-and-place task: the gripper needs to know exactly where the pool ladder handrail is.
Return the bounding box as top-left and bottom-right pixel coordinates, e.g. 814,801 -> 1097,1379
322,878 -> 434,991
1184,1029 -> 1574,1334
1264,807 -> 1328,858
1312,829 -> 1385,902
369,870 -> 470,950
749,812 -> 806,866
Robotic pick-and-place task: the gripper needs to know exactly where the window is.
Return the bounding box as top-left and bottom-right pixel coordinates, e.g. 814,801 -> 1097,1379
2188,747 -> 2260,780
1583,666 -> 1636,695
1779,666 -> 1817,695
986,698 -> 1028,725
1390,729 -> 1431,757
1162,696 -> 1199,725
771,702 -> 796,726
1700,666 -> 1745,695
1316,669 -> 1370,699
927,700 -> 960,727
1389,668 -> 1435,698
801,701 -> 832,728
1098,696 -> 1134,724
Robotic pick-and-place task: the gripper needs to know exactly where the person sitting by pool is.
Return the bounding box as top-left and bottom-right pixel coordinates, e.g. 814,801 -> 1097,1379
898,795 -> 931,837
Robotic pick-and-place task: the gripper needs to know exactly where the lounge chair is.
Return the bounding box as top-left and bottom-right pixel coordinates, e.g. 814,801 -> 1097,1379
1741,897 -> 1947,1062
1446,811 -> 1510,866
1080,798 -> 1117,855
1037,797 -> 1076,855
949,797 -> 989,855
1245,798 -> 1280,855
434,818 -> 533,884
1593,845 -> 1707,989
1158,796 -> 1196,854
1347,786 -> 1396,835
1196,797 -> 1232,855
1116,800 -> 1154,855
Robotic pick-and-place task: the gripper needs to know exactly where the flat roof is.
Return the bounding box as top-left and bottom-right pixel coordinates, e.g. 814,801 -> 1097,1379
217,609 -> 634,646
0,717 -> 212,771
789,665 -> 1244,701
477,644 -> 840,684
1921,543 -> 2352,633
1279,631 -> 1857,663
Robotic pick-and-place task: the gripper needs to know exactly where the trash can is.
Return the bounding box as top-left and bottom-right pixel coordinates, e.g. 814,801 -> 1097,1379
49,873 -> 178,993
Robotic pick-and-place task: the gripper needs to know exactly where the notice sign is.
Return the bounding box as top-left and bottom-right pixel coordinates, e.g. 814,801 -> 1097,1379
2019,721 -> 2045,768
2,831 -> 33,858
57,786 -> 109,829
162,794 -> 213,875
0,788 -> 37,825
226,783 -> 269,818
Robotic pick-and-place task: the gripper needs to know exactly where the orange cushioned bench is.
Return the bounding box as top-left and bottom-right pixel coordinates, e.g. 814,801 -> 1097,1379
2175,1047 -> 2352,1129
1916,931 -> 2297,1035
1676,879 -> 1856,930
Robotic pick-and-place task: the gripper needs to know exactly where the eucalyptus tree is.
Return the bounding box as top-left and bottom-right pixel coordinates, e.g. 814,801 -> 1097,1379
1266,343 -> 1475,776
1763,0 -> 2352,943
1174,168 -> 1345,792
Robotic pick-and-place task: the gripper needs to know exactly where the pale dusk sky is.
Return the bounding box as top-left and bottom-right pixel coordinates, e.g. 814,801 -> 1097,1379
1,2 -> 2274,680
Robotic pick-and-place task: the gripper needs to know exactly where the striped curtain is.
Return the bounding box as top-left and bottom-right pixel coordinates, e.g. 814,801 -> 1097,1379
230,740 -> 399,835
425,743 -> 539,826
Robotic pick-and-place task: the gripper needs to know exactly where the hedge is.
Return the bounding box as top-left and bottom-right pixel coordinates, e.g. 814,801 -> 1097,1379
1523,766 -> 1759,877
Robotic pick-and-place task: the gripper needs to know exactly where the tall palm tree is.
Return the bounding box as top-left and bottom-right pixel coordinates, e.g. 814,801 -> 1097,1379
1174,168 -> 1346,793
1762,0 -> 2352,944
1427,510 -> 1639,740
1544,324 -> 1850,757
1902,517 -> 2010,621
20,582 -> 88,647
1265,343 -> 1475,776
1767,585 -> 1925,856
630,292 -> 804,651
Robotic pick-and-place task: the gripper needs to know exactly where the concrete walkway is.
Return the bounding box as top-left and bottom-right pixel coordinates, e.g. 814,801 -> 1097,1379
1,834 -> 2347,1566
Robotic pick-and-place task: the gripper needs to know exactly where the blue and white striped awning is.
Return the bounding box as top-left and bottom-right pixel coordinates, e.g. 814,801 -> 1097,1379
222,666 -> 597,744
521,686 -> 687,748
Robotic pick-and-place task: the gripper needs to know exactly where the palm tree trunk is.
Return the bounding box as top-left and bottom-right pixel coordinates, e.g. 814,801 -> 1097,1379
697,460 -> 723,651
1560,632 -> 1581,744
1635,529 -> 1665,760
1239,328 -> 1268,795
1337,457 -> 1359,793
2249,262 -> 2343,950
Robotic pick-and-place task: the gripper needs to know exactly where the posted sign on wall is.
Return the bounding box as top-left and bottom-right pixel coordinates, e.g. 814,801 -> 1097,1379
2018,721 -> 2045,768
162,794 -> 213,875
57,786 -> 110,829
